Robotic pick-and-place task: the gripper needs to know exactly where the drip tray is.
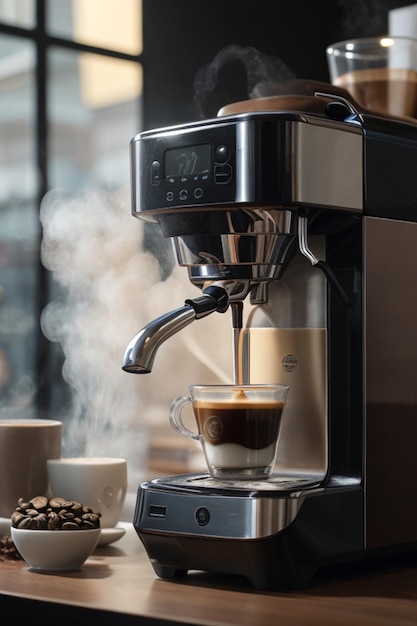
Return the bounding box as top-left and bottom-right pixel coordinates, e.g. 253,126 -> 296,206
152,472 -> 324,493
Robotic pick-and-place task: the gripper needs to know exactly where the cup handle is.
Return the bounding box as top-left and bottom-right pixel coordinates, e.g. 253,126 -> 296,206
169,396 -> 203,441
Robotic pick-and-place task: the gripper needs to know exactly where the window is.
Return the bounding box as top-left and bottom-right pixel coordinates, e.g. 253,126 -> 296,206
0,1 -> 143,426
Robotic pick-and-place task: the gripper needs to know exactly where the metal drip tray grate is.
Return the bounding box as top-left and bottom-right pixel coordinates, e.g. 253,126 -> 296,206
155,472 -> 324,492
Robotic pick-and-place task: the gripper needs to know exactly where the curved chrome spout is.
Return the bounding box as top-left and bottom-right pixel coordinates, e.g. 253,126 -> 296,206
122,283 -> 231,374
122,305 -> 196,373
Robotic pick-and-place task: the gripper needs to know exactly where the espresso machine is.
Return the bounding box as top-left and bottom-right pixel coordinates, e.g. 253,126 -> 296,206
122,79 -> 417,589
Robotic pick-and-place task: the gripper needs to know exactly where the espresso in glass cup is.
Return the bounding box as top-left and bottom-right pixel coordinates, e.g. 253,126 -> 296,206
169,384 -> 289,480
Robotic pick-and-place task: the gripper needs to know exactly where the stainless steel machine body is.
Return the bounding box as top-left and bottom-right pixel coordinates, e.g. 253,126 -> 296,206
124,95 -> 417,589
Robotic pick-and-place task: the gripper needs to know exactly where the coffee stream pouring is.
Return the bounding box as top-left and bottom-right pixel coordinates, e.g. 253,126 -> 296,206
122,76 -> 417,589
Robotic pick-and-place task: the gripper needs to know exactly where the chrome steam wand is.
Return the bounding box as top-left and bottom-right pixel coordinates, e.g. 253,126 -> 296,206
122,283 -> 230,374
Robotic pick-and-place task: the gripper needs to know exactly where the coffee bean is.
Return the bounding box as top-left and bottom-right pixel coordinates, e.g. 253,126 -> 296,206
17,499 -> 31,509
61,521 -> 80,530
30,496 -> 49,510
49,497 -> 67,509
82,513 -> 100,524
81,520 -> 96,529
17,516 -> 35,529
11,511 -> 25,526
34,513 -> 47,526
60,511 -> 75,520
47,514 -> 61,530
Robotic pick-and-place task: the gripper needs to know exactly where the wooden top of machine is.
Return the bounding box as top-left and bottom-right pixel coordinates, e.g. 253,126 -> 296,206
1,522 -> 417,625
217,78 -> 416,126
217,79 -> 357,116
217,95 -> 332,116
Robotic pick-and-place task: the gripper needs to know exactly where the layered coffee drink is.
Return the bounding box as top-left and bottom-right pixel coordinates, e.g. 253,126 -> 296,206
194,390 -> 285,478
334,67 -> 417,119
169,383 -> 289,480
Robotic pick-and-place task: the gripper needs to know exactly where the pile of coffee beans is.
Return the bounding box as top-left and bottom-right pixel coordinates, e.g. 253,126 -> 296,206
11,496 -> 101,530
0,534 -> 22,560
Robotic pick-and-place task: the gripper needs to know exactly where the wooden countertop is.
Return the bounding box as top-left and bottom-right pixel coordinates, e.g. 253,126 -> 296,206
2,521 -> 417,625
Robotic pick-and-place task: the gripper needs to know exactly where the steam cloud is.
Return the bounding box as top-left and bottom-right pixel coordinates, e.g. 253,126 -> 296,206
193,44 -> 295,118
40,186 -> 232,483
40,187 -> 159,463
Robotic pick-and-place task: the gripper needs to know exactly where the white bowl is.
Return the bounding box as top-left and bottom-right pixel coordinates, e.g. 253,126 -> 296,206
11,527 -> 101,571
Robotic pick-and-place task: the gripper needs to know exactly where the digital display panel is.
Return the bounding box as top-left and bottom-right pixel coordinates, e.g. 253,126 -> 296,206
165,144 -> 211,178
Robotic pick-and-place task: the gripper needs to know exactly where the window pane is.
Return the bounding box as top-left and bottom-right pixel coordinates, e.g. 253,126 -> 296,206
48,47 -> 142,189
0,0 -> 34,27
0,35 -> 37,413
47,0 -> 142,55
44,46 -> 143,411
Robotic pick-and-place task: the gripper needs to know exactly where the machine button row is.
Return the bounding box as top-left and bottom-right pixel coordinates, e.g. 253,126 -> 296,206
166,188 -> 204,202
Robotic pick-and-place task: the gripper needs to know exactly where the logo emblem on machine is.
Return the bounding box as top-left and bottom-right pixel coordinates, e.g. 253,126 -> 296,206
282,354 -> 297,372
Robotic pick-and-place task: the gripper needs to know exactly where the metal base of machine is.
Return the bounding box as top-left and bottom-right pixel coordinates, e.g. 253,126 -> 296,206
133,473 -> 364,590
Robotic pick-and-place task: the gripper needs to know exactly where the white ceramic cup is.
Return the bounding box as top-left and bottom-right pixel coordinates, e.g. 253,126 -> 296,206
0,419 -> 62,518
47,457 -> 127,528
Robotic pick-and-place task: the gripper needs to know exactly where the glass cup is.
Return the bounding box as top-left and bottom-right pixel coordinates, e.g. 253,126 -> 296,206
169,384 -> 289,480
326,36 -> 417,118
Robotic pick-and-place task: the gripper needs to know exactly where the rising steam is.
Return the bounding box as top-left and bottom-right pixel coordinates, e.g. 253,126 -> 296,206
193,44 -> 296,118
39,187 -> 160,462
40,186 -> 232,482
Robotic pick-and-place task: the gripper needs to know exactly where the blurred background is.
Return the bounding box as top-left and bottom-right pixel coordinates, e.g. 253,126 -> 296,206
0,0 -> 414,487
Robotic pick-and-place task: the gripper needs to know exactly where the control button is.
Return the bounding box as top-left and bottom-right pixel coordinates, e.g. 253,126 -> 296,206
195,507 -> 210,526
215,145 -> 231,164
166,191 -> 174,202
150,160 -> 161,186
194,187 -> 203,199
179,189 -> 188,200
214,164 -> 232,184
